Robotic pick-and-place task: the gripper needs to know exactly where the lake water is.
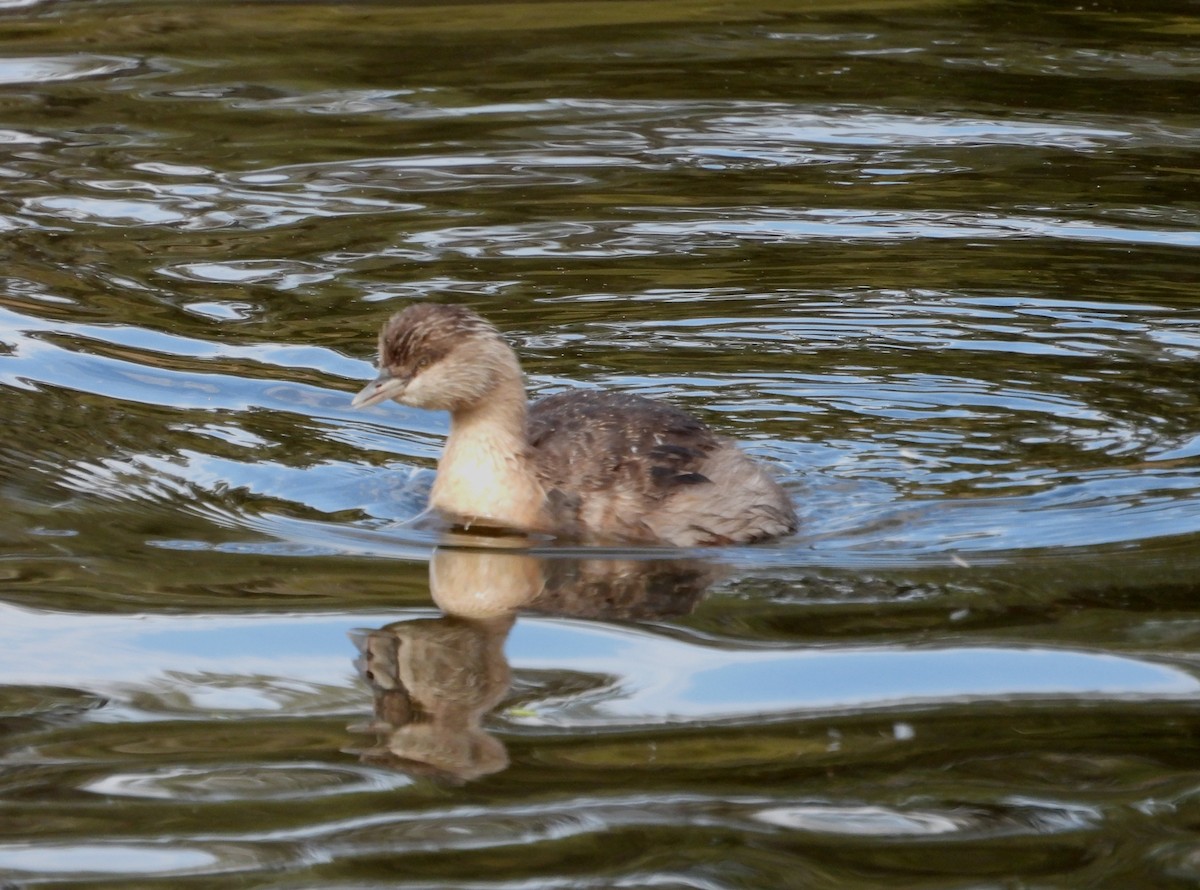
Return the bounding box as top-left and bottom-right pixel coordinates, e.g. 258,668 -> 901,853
2,0 -> 1200,886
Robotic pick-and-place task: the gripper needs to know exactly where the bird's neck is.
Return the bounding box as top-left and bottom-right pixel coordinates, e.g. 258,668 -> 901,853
430,372 -> 547,532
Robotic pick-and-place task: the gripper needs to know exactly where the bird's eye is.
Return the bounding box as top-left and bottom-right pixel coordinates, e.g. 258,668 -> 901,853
414,357 -> 430,372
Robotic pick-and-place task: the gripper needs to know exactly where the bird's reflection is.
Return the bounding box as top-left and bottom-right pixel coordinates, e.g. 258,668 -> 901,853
349,548 -> 721,780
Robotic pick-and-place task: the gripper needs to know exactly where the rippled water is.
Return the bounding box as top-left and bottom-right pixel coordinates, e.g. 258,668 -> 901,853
2,0 -> 1200,886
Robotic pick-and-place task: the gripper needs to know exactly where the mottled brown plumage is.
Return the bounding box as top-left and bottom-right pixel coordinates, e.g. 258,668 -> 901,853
352,304 -> 797,546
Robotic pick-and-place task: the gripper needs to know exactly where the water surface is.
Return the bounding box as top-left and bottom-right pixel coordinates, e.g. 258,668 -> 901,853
2,0 -> 1200,886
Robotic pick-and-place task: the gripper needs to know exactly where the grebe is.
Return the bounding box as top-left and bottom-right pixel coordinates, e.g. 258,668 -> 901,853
351,304 -> 796,546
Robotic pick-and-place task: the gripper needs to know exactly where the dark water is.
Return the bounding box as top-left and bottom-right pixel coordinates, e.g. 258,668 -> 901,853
2,0 -> 1200,885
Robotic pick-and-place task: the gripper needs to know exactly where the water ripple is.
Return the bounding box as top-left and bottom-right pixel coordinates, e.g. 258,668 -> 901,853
752,800 -> 1095,837
0,54 -> 146,85
507,624 -> 1200,728
84,764 -> 409,801
626,209 -> 1200,249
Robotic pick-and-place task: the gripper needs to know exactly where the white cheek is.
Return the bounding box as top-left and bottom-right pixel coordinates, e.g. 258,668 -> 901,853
399,371 -> 442,409
402,362 -> 493,411
398,363 -> 480,410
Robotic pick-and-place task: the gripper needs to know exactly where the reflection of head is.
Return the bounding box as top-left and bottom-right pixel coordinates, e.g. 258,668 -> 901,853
349,615 -> 513,781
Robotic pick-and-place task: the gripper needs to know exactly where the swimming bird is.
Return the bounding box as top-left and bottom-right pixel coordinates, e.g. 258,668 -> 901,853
351,304 -> 796,546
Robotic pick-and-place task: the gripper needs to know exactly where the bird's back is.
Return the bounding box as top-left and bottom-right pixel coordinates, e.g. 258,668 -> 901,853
527,389 -> 796,546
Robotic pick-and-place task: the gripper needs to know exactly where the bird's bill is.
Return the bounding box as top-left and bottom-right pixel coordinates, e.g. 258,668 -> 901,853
351,372 -> 407,409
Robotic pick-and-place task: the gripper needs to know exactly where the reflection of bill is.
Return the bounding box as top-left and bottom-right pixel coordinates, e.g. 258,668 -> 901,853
348,547 -> 720,780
